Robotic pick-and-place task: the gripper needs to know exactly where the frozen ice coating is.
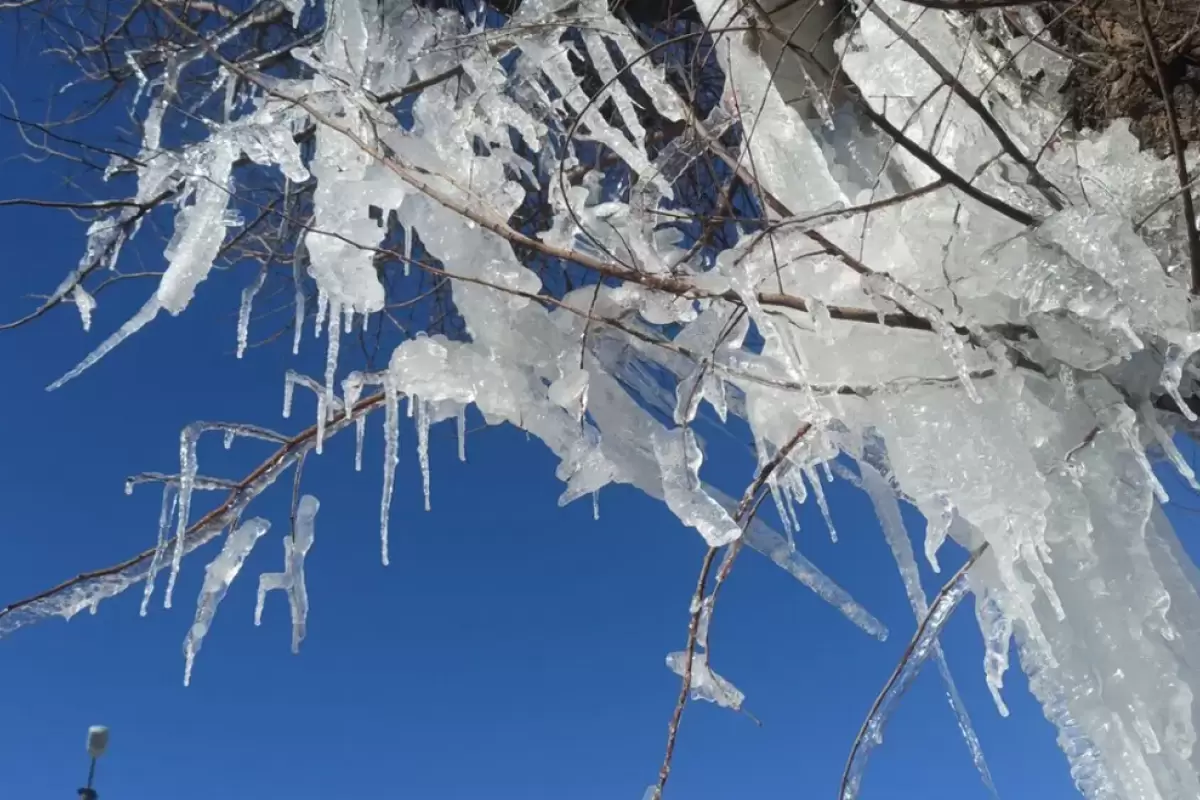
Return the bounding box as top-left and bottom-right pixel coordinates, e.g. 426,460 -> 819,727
18,0 -> 1200,794
665,650 -> 744,710
72,285 -> 95,332
183,517 -> 270,686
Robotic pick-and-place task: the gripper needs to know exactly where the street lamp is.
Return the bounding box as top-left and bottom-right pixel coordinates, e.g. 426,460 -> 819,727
77,726 -> 108,800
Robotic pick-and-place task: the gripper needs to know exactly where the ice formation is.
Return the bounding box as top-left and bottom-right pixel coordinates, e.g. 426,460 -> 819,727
9,0 -> 1200,795
183,518 -> 270,686
255,494 -> 318,654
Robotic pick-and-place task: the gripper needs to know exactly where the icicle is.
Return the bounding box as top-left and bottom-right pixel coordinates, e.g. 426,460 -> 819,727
1162,340 -> 1200,422
314,288 -> 328,339
47,297 -> 161,391
236,269 -> 266,359
292,259 -> 305,357
182,517 -> 269,686
1114,405 -> 1170,503
653,428 -> 742,547
317,300 -> 341,455
939,324 -> 982,404
164,425 -> 200,610
403,227 -> 412,277
255,495 -> 318,654
805,465 -> 838,543
223,429 -> 235,450
456,405 -> 467,462
673,366 -> 707,426
923,494 -> 954,573
141,485 -> 177,617
841,555 -> 979,800
343,308 -> 353,335
72,285 -> 96,332
343,373 -> 366,472
380,379 -> 400,566
767,472 -> 794,544
976,586 -> 1013,716
282,374 -> 295,419
416,396 -> 431,511
1141,400 -> 1200,491
592,490 -> 600,520
859,462 -> 997,798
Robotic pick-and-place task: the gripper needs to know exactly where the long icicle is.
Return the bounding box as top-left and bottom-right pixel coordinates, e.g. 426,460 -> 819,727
839,545 -> 989,800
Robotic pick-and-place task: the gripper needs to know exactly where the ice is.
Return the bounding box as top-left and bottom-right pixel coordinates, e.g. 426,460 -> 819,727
343,372 -> 367,472
164,424 -> 201,610
665,650 -> 744,710
283,373 -> 295,419
47,297 -> 161,391
317,300 -> 342,454
293,256 -> 305,357
456,406 -> 467,463
237,268 -> 267,359
140,485 -> 177,617
652,428 -> 742,548
255,495 -> 318,654
805,465 -> 838,543
1141,401 -> 1200,492
841,552 -> 979,800
416,397 -> 431,511
182,517 -> 270,686
859,461 -> 996,796
72,285 -> 96,332
380,379 -> 400,566
20,0 -> 1200,794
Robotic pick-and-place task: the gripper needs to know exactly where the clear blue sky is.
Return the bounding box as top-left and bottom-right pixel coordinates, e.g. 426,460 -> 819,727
2,23 -> 1198,800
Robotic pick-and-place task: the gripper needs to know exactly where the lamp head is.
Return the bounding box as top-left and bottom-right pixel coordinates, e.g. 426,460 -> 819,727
86,726 -> 109,759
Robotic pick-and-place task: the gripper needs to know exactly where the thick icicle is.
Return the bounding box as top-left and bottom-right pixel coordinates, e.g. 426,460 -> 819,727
380,380 -> 400,566
164,425 -> 200,609
416,397 -> 431,511
182,517 -> 269,686
255,494 -> 318,654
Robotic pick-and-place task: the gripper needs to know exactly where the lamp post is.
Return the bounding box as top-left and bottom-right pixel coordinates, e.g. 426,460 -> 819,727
77,726 -> 108,800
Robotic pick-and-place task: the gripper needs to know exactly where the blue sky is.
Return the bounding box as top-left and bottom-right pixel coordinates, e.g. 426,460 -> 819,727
2,21 -> 1199,800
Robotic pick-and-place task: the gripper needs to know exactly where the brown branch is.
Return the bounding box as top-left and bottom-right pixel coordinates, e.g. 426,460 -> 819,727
0,390 -> 386,625
652,422 -> 813,800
